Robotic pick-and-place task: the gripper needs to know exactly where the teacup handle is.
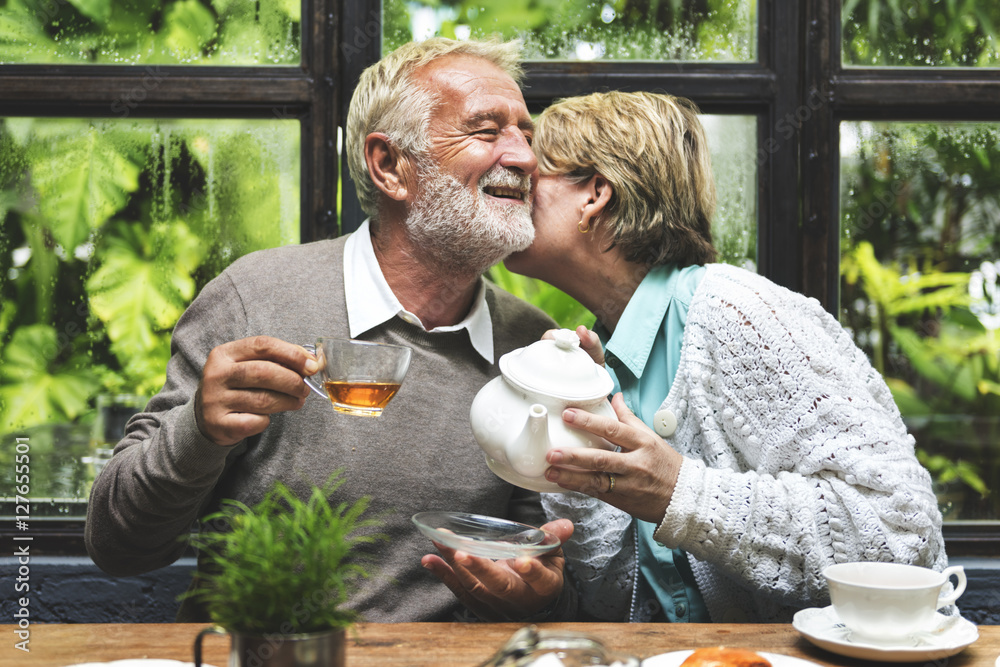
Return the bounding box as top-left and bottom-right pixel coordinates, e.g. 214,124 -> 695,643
193,625 -> 228,667
937,565 -> 967,608
300,343 -> 327,398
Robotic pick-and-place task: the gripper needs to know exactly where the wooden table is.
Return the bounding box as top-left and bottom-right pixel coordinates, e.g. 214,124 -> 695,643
6,622 -> 1000,667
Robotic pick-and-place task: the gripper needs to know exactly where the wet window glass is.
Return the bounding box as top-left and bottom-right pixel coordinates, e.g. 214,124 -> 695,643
490,113 -> 758,327
0,0 -> 300,65
382,0 -> 757,62
0,118 -> 300,517
840,121 -> 1000,522
842,0 -> 1000,67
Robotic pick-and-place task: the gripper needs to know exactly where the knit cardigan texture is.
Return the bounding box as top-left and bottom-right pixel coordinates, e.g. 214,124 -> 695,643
543,263 -> 946,623
85,235 -> 558,623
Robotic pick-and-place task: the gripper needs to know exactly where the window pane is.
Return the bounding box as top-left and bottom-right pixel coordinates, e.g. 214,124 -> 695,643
0,118 -> 300,517
0,0 -> 300,65
840,121 -> 1000,523
842,0 -> 1000,67
383,0 -> 757,62
704,114 -> 757,269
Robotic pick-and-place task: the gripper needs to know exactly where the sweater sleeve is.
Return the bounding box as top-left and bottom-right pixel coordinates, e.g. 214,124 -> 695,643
85,271 -> 249,576
653,267 -> 946,611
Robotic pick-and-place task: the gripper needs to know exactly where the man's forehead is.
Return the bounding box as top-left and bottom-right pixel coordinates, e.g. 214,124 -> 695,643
413,54 -> 525,105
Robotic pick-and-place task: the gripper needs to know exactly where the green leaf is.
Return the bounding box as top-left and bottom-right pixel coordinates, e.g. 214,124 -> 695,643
0,4 -> 58,62
0,324 -> 102,433
979,378 -> 1000,396
276,0 -> 301,23
886,377 -> 932,416
889,325 -> 978,401
162,0 -> 218,59
183,472 -> 385,634
30,126 -> 140,250
66,0 -> 112,24
86,220 -> 205,362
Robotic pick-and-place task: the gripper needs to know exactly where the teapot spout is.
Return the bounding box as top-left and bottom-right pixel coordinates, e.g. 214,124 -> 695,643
507,403 -> 551,478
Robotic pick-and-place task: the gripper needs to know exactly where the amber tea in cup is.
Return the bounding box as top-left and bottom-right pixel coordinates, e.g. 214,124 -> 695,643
302,338 -> 411,417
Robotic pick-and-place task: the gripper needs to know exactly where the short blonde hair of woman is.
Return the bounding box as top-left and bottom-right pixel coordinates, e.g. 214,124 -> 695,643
534,91 -> 718,267
347,37 -> 524,219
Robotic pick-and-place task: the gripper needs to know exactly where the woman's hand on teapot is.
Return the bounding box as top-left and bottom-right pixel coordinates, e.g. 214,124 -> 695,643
420,519 -> 574,621
542,325 -> 604,366
543,393 -> 684,523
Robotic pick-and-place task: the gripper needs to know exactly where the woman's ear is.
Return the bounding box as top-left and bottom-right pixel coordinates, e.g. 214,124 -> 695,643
580,174 -> 613,229
364,133 -> 415,202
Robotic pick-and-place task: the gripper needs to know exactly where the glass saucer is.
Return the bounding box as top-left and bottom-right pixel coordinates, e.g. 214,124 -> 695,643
412,511 -> 561,559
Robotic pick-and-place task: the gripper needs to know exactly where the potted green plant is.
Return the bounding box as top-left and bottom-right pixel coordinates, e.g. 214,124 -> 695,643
189,471 -> 384,667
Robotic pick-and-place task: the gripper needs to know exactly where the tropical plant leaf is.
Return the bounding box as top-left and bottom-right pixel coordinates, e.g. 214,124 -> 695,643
0,3 -> 58,62
66,0 -> 112,24
885,377 -> 932,416
0,324 -> 102,433
887,283 -> 970,316
30,126 -> 140,250
162,0 -> 218,58
276,0 -> 301,22
890,325 -> 978,402
86,220 -> 205,362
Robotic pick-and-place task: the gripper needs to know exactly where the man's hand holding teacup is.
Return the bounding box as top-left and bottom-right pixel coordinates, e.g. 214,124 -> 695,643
195,336 -> 319,446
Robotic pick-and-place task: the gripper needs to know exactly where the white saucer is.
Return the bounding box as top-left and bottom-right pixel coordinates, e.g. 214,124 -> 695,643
792,606 -> 979,662
644,650 -> 820,667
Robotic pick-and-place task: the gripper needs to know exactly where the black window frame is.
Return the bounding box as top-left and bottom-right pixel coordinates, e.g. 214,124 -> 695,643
1,0 -> 997,556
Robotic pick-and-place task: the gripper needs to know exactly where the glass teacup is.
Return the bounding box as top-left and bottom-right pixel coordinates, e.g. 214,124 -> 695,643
302,338 -> 411,417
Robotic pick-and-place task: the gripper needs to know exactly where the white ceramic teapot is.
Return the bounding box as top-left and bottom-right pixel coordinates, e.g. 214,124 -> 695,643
470,328 -> 616,493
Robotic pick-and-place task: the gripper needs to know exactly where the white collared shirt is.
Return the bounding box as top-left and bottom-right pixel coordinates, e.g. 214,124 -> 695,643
343,219 -> 495,363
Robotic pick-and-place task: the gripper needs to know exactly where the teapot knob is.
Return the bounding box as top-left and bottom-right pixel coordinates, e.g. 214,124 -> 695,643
551,328 -> 580,351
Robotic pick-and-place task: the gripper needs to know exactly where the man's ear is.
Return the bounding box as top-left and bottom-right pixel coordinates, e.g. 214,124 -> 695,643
364,133 -> 416,202
580,174 -> 613,229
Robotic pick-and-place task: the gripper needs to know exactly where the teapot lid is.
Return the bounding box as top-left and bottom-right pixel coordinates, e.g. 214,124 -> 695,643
499,329 -> 614,401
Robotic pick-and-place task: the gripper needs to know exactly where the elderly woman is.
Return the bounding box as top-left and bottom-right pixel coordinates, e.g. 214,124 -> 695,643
503,91 -> 946,623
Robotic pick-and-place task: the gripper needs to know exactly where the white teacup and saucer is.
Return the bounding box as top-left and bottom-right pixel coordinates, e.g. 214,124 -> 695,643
793,562 -> 979,662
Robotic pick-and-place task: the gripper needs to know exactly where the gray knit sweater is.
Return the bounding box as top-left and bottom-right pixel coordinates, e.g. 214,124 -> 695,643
85,235 -> 558,623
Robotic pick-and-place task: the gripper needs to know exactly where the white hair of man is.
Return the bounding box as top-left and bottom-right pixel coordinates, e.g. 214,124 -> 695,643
346,37 -> 524,221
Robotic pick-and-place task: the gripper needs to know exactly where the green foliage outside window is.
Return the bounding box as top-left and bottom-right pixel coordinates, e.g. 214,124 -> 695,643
0,0 -> 300,65
843,0 -> 1000,67
841,122 -> 1000,519
0,119 -> 299,438
383,0 -> 756,61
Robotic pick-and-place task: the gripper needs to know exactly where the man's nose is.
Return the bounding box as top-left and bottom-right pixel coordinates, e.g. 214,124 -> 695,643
498,127 -> 538,175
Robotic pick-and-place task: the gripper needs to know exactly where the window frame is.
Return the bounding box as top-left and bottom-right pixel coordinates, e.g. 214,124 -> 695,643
2,0 -> 998,555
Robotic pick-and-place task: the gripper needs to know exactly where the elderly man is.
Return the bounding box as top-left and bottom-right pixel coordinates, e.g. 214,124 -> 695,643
85,37 -> 574,623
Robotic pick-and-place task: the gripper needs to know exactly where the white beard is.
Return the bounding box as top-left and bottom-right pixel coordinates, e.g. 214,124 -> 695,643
404,163 -> 535,277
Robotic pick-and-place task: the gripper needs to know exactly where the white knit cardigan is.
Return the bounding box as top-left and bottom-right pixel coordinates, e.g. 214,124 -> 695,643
544,263 -> 947,623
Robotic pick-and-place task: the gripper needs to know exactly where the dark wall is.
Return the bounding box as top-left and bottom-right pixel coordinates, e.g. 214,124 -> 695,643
1,557 -> 195,623
2,556 -> 998,624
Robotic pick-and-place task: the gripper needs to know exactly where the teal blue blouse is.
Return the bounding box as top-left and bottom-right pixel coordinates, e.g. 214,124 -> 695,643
594,263 -> 710,623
